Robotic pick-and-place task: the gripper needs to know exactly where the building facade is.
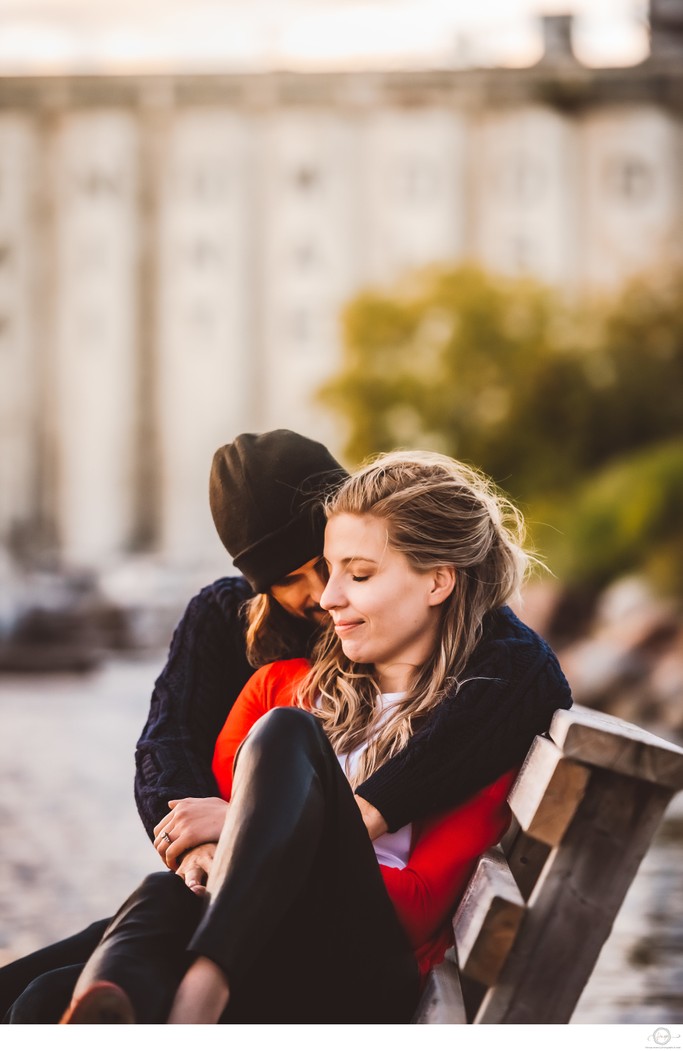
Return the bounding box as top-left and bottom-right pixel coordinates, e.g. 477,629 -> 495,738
0,6 -> 681,572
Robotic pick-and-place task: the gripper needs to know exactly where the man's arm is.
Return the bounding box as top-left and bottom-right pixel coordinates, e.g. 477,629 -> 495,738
356,611 -> 573,832
134,576 -> 255,840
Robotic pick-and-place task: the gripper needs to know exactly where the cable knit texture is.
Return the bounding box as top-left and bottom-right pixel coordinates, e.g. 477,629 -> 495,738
135,577 -> 255,835
135,577 -> 572,839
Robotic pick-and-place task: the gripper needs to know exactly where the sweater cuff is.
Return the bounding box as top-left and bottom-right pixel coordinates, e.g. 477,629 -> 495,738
356,766 -> 410,833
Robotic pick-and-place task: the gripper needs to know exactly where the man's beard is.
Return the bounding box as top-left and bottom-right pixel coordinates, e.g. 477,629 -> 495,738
303,605 -> 326,625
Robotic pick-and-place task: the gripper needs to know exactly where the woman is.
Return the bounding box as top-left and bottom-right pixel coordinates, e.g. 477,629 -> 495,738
60,450 -> 560,1024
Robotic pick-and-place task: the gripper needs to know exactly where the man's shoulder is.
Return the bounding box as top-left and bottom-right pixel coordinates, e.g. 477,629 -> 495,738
467,605 -> 573,706
479,605 -> 555,662
194,575 -> 254,617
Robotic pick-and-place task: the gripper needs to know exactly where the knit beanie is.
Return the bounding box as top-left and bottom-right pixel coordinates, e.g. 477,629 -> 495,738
210,430 -> 348,594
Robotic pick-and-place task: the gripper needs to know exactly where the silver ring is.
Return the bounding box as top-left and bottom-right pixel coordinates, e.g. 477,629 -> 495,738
163,832 -> 172,845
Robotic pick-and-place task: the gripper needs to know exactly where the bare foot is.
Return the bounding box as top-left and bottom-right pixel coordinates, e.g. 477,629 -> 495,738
167,957 -> 230,1024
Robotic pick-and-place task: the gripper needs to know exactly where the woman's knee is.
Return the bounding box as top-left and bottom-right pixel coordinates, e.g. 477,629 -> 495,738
240,706 -> 328,765
105,869 -> 201,937
116,870 -> 182,912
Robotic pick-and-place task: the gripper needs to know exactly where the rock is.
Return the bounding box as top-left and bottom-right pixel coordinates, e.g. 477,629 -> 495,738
558,636 -> 646,707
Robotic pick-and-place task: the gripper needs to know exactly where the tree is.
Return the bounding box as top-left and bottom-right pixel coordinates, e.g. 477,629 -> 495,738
319,264 -> 683,591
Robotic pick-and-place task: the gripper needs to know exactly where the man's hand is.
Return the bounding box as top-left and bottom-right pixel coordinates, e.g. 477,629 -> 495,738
354,795 -> 388,840
176,843 -> 217,897
153,797 -> 229,871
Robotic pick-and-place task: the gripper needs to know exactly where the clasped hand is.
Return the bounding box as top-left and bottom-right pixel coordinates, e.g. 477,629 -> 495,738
153,797 -> 229,893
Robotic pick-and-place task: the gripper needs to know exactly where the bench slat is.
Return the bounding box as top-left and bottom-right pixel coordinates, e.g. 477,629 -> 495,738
549,704 -> 683,789
507,735 -> 591,847
412,958 -> 467,1024
453,846 -> 525,987
415,706 -> 683,1026
473,769 -> 673,1023
500,820 -> 552,901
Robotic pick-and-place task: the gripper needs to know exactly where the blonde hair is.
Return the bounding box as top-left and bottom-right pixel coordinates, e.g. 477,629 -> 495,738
299,450 -> 530,786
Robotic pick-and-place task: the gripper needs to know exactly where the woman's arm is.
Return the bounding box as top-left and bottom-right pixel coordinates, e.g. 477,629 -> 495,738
380,766 -> 519,950
134,576 -> 255,839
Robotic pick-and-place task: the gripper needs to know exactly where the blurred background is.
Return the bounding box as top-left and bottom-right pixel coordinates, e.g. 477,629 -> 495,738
0,0 -> 682,1024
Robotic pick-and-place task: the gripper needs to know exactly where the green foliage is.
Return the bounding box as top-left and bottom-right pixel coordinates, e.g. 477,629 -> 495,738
319,265 -> 683,592
529,439 -> 683,591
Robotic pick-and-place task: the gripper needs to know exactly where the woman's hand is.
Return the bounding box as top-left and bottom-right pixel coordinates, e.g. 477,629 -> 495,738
355,795 -> 388,840
153,797 -> 229,871
175,843 -> 217,897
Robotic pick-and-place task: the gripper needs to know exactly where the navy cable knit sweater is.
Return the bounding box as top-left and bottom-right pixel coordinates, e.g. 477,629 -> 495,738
134,576 -> 573,838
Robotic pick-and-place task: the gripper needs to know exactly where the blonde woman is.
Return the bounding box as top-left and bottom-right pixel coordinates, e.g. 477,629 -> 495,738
60,451 -> 571,1024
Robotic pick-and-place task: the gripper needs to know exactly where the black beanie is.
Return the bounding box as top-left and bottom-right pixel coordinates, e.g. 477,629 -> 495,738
209,430 -> 348,594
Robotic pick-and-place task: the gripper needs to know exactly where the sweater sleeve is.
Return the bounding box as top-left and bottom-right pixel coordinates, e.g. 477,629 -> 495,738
134,576 -> 255,839
357,608 -> 572,832
380,766 -> 518,951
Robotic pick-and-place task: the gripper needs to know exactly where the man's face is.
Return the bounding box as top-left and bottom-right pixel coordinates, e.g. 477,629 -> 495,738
269,556 -> 328,624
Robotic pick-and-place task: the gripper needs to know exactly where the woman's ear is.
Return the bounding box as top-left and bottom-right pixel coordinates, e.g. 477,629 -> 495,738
427,565 -> 456,607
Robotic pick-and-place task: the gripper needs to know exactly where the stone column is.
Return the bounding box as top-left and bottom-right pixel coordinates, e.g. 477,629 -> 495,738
155,108 -> 253,566
50,109 -> 139,567
259,108 -> 358,456
579,104 -> 682,289
471,105 -> 578,286
0,115 -> 41,556
359,106 -> 468,287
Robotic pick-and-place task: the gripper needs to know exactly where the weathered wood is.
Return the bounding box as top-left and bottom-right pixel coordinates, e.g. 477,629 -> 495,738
413,707 -> 683,1026
550,704 -> 683,789
453,846 -> 526,987
507,735 -> 591,847
500,819 -> 553,901
473,768 -> 674,1023
412,958 -> 467,1024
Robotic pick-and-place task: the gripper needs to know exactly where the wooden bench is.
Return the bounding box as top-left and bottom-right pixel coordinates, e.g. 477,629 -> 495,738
412,703 -> 683,1024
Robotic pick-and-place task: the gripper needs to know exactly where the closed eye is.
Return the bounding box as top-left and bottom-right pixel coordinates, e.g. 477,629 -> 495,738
351,575 -> 369,582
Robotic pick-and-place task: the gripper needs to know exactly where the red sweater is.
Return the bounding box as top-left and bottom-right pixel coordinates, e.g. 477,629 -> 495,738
212,658 -> 518,981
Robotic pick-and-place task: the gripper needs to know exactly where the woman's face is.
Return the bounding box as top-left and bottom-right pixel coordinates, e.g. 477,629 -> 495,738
320,513 -> 453,693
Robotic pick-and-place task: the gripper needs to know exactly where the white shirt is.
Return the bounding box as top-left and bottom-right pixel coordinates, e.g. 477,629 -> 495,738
335,692 -> 412,870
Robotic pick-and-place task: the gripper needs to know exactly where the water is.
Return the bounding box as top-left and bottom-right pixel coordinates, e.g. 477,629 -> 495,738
0,657 -> 682,1023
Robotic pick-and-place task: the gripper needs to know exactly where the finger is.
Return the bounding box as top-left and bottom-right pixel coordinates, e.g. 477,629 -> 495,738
153,813 -> 174,840
165,836 -> 188,871
153,825 -> 175,852
180,864 -> 208,896
168,800 -> 179,809
153,828 -> 176,867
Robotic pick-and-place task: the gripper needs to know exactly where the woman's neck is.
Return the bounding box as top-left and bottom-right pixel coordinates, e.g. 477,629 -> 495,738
375,661 -> 418,695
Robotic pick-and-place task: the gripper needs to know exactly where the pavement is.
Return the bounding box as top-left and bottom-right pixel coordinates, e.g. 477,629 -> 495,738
1,655 -> 682,1023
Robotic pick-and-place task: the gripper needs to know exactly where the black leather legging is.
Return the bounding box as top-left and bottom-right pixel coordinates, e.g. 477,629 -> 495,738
0,921 -> 107,1024
8,708 -> 419,1024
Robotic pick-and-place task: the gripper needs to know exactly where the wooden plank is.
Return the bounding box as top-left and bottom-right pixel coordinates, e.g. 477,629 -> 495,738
507,735 -> 591,847
549,704 -> 683,789
473,769 -> 673,1023
453,846 -> 526,987
500,820 -> 552,901
412,958 -> 467,1024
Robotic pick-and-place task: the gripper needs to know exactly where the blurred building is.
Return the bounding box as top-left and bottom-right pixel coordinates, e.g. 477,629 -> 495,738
0,1 -> 682,573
